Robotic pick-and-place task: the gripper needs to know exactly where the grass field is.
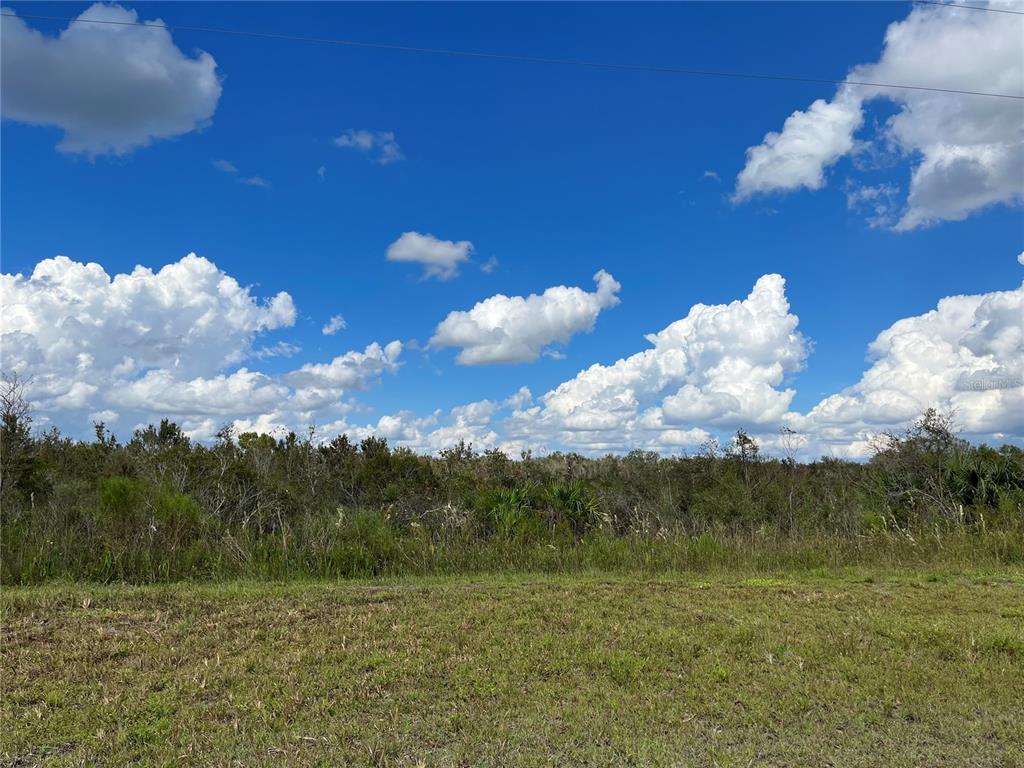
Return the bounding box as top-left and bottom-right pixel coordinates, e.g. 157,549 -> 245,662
3,570 -> 1023,767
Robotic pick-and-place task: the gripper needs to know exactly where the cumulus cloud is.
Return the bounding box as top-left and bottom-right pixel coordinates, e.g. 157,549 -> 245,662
333,130 -> 404,165
322,315 -> 347,335
791,278 -> 1024,457
504,386 -> 534,410
347,389 -> 550,456
212,159 -> 237,174
350,277 -> 802,457
285,342 -> 402,391
1,253 -> 295,381
114,368 -> 289,416
430,271 -> 622,365
6,254 -> 1019,458
384,269 -> 1023,458
386,231 -> 474,281
734,90 -> 864,201
1,254 -> 401,438
461,271 -> 1021,458
1,3 -> 222,156
326,400 -> 506,456
501,274 -> 807,452
733,2 -> 1024,228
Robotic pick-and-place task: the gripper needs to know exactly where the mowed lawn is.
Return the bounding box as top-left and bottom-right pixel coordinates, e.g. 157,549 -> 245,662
3,573 -> 1022,767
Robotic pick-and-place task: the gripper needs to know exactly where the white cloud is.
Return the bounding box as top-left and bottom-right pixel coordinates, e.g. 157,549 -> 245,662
1018,251 -> 1024,266
285,342 -> 402,391
322,315 -> 347,335
487,270 -> 1022,457
291,280 -> 790,456
88,409 -> 119,424
733,2 -> 1024,229
450,399 -> 500,426
330,401 -> 508,456
253,270 -> 833,456
504,386 -> 534,410
502,274 -> 807,453
252,341 -> 301,360
1,253 -> 401,438
845,181 -> 901,228
386,231 -> 474,281
212,159 -> 269,188
349,392 -> 538,456
115,368 -> 290,416
1,253 -> 295,382
1,3 -> 222,156
430,271 -> 622,365
317,165 -> 327,181
480,256 -> 499,274
733,90 -> 864,201
333,130 -> 404,165
6,253 -> 1020,458
791,278 -> 1024,456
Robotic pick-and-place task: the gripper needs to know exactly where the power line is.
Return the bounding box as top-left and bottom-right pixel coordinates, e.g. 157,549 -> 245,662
2,11 -> 1021,100
914,1 -> 1024,15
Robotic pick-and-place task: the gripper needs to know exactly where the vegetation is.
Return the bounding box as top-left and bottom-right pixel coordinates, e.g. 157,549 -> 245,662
3,573 -> 1022,766
3,378 -> 1022,764
2,372 -> 1022,584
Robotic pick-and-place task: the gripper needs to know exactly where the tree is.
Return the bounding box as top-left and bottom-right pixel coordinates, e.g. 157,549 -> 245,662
1,372 -> 37,500
869,409 -> 967,522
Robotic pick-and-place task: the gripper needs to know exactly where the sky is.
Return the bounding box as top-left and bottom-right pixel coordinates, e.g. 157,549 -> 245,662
1,1 -> 1022,459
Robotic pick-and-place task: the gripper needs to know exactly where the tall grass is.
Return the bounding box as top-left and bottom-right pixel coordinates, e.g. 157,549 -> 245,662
5,504 -> 1022,584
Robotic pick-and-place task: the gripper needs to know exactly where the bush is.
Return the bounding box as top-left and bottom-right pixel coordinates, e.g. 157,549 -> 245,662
327,509 -> 402,576
2,406 -> 1022,584
545,480 -> 601,535
478,486 -> 546,541
152,486 -> 206,542
96,476 -> 146,526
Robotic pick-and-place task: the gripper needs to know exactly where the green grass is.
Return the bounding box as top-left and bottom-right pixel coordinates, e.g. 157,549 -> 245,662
3,571 -> 1023,767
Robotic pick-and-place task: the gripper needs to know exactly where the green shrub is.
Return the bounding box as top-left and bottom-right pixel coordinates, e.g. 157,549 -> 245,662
545,480 -> 601,535
478,486 -> 546,541
152,487 -> 206,541
96,476 -> 146,525
323,509 -> 403,576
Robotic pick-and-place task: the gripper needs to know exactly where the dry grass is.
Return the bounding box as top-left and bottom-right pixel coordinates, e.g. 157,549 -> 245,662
3,570 -> 1023,767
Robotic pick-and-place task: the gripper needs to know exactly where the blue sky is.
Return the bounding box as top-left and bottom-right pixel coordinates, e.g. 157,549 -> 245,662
2,1 -> 1022,457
